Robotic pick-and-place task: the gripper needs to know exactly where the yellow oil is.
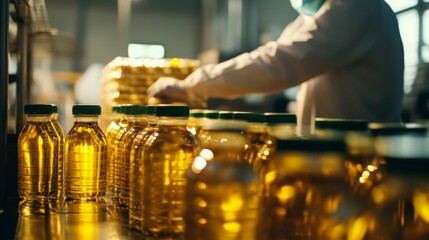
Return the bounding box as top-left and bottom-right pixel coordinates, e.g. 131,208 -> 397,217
51,112 -> 65,203
15,213 -> 61,239
185,139 -> 258,240
64,114 -> 107,208
111,117 -> 130,206
18,113 -> 59,214
106,109 -> 128,205
117,116 -> 147,214
105,107 -> 121,201
129,122 -> 157,231
143,118 -> 199,237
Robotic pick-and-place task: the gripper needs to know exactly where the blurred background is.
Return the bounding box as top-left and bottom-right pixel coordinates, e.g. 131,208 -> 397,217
6,0 -> 429,132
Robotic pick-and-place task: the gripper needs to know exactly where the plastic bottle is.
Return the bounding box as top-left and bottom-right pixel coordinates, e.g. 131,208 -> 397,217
142,105 -> 200,237
116,105 -> 148,218
187,109 -> 204,135
64,105 -> 107,212
51,105 -> 65,204
185,121 -> 258,240
105,105 -> 122,201
129,105 -> 157,231
368,135 -> 429,239
260,138 -> 367,240
232,111 -> 270,166
18,104 -> 59,214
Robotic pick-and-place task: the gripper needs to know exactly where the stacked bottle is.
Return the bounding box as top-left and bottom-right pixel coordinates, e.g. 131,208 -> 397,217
18,104 -> 59,214
185,121 -> 258,240
64,105 -> 107,212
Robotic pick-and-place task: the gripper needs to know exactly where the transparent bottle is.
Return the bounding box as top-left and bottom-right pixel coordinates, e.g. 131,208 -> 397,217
187,109 -> 204,135
185,121 -> 258,240
105,105 -> 122,202
260,138 -> 368,240
18,104 -> 59,214
253,113 -> 298,188
232,111 -> 270,166
368,135 -> 429,239
142,105 -> 200,237
129,105 -> 157,231
111,105 -> 133,207
64,105 -> 107,212
51,105 -> 65,204
117,105 -> 148,218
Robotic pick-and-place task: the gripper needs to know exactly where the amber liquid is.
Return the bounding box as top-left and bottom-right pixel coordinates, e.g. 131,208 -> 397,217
106,117 -> 127,205
105,115 -> 121,201
18,115 -> 59,214
129,122 -> 157,231
244,128 -> 270,166
143,119 -> 199,237
117,117 -> 147,215
64,116 -> 107,211
112,118 -> 130,206
51,113 -> 65,204
185,163 -> 258,240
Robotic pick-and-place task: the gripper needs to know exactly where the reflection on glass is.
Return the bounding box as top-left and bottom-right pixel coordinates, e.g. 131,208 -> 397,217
15,214 -> 61,240
64,210 -> 107,240
385,0 -> 417,12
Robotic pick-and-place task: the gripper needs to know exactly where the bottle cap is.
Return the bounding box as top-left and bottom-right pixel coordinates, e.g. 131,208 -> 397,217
147,105 -> 156,115
112,106 -> 120,113
203,110 -> 219,119
72,105 -> 101,115
51,104 -> 58,113
218,111 -> 233,120
264,112 -> 296,125
190,109 -> 204,118
123,105 -> 147,115
24,104 -> 54,114
233,111 -> 265,123
154,105 -> 189,117
315,118 -> 368,131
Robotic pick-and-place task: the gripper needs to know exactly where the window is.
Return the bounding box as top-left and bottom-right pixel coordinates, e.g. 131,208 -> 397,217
385,0 -> 417,12
128,44 -> 165,59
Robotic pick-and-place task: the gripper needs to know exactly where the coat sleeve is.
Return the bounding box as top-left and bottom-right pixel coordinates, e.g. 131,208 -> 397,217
183,0 -> 378,100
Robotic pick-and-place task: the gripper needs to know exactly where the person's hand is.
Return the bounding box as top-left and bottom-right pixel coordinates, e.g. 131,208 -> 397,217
147,77 -> 188,103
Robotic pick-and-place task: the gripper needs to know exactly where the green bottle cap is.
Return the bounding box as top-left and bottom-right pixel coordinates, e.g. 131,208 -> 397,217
72,105 -> 101,115
276,137 -> 346,153
315,118 -> 368,131
154,105 -> 189,117
190,109 -> 204,118
218,111 -> 233,120
147,105 -> 157,115
112,106 -> 120,113
233,111 -> 265,123
264,112 -> 297,125
203,110 -> 219,119
24,104 -> 54,114
51,104 -> 58,113
123,105 -> 147,115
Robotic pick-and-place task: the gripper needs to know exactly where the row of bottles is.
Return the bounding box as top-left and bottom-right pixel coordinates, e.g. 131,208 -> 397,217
18,104 -> 106,214
18,104 -> 429,239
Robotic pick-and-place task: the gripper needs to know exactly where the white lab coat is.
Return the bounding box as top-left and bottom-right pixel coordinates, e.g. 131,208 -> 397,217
179,0 -> 404,133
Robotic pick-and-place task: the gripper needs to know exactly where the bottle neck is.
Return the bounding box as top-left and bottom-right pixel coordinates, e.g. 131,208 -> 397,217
73,115 -> 100,123
157,116 -> 188,126
26,114 -> 52,122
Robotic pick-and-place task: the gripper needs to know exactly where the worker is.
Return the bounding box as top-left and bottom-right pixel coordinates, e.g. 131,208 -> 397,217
147,0 -> 404,135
